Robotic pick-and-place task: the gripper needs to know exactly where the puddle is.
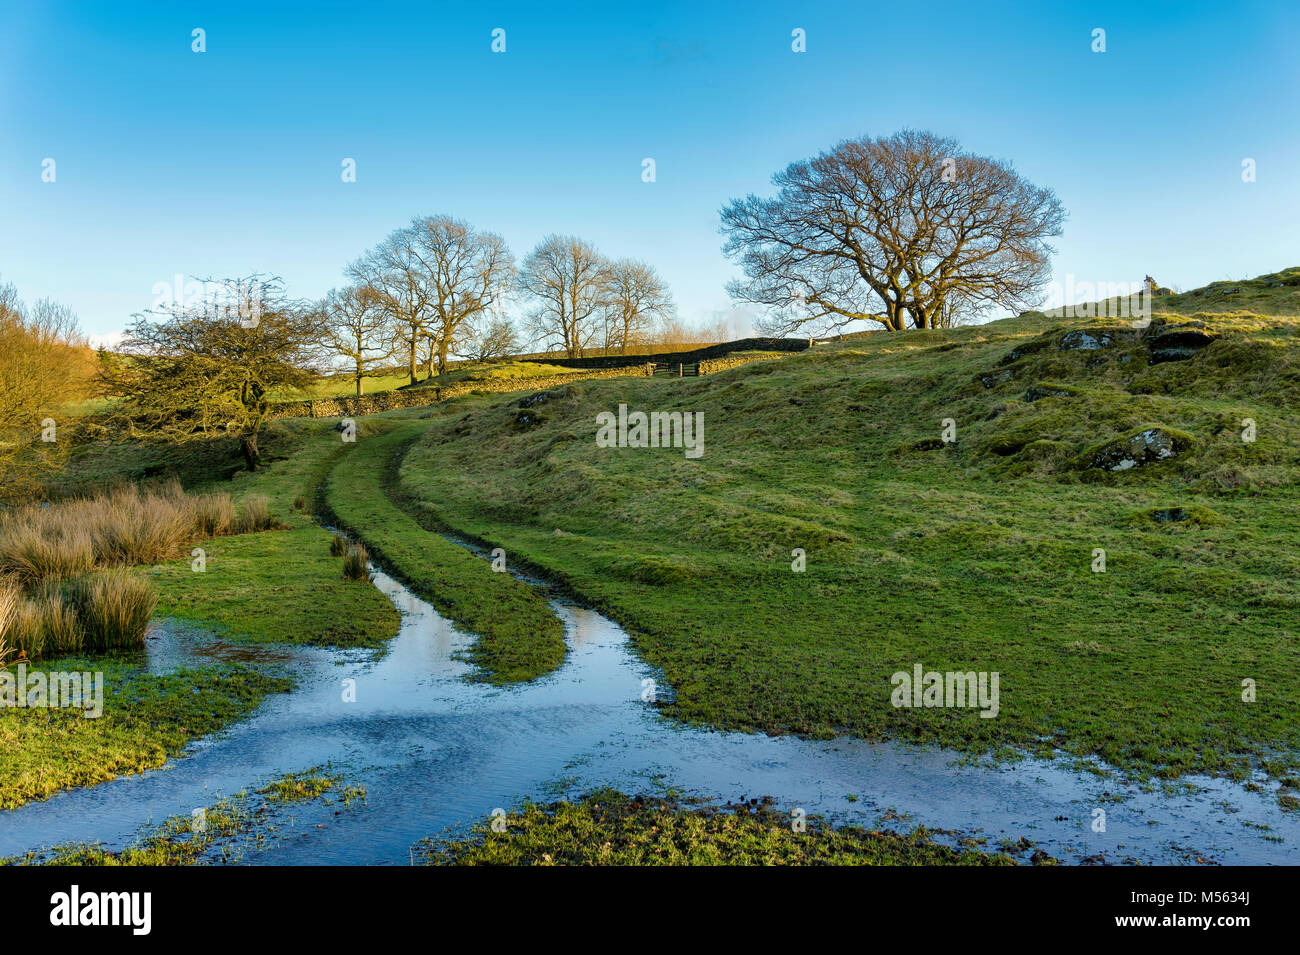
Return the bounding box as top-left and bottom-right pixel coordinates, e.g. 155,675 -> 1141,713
1,570 -> 1296,865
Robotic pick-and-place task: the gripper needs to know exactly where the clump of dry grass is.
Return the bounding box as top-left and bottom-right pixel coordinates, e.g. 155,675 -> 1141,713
194,492 -> 236,536
5,585 -> 83,659
0,570 -> 158,659
329,534 -> 347,557
0,484 -> 281,586
0,579 -> 20,667
62,568 -> 158,653
233,495 -> 274,534
0,481 -> 275,661
0,523 -> 95,583
342,544 -> 369,581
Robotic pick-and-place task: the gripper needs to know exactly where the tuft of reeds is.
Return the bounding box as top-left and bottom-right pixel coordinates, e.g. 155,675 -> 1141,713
329,534 -> 347,557
7,585 -> 83,659
0,523 -> 95,583
233,495 -> 274,534
0,481 -> 272,661
193,493 -> 236,537
0,485 -> 282,590
0,579 -> 21,667
342,544 -> 369,581
62,568 -> 158,654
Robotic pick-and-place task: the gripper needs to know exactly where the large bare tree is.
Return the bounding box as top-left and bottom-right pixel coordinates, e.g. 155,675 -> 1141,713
601,259 -> 675,354
348,216 -> 513,384
347,225 -> 436,386
519,235 -> 607,358
410,216 -> 514,376
720,130 -> 1066,334
319,284 -> 393,396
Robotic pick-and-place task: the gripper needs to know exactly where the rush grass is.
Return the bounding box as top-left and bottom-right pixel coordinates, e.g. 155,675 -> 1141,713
416,789 -> 1024,866
0,483 -> 280,660
323,423 -> 566,684
395,299 -> 1300,799
0,659 -> 291,810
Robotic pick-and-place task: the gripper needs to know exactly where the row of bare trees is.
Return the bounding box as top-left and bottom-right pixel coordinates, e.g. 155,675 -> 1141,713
324,218 -> 676,394
87,128 -> 1066,478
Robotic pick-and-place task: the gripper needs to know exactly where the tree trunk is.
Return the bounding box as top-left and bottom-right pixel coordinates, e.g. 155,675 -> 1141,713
408,333 -> 418,386
355,373 -> 363,397
241,433 -> 261,471
885,299 -> 905,331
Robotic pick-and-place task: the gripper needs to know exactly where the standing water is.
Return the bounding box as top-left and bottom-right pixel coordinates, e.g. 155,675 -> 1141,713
1,570 -> 1295,864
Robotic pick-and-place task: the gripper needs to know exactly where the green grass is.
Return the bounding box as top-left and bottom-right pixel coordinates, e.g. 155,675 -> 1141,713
144,419 -> 403,648
322,422 -> 567,683
273,372 -> 414,400
416,789 -> 1028,865
0,658 -> 291,810
149,526 -> 400,648
392,301 -> 1300,802
1160,266 -> 1300,317
257,768 -> 365,805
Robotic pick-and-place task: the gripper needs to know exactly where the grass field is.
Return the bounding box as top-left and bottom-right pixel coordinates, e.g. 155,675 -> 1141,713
388,284 -> 1300,803
150,526 -> 400,648
416,789 -> 1028,865
11,269 -> 1299,826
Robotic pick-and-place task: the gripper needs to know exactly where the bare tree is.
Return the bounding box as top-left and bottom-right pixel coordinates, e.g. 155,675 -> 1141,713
601,259 -> 675,354
720,129 -> 1066,334
456,314 -> 521,364
519,235 -> 607,358
349,216 -> 513,385
320,284 -> 392,396
347,226 -> 437,386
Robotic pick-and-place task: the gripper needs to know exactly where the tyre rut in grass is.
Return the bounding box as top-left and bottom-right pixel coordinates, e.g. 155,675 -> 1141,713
322,424 -> 566,684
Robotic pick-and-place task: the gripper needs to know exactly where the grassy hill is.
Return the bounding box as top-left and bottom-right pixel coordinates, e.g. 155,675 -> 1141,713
391,270 -> 1300,802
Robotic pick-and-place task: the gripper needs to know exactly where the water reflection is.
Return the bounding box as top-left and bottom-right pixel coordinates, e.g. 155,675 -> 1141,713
1,570 -> 1296,865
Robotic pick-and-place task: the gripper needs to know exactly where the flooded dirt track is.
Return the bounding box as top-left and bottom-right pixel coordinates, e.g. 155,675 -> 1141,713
2,571 -> 1297,865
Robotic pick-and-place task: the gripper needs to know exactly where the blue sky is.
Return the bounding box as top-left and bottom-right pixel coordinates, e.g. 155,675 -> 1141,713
1,0 -> 1297,340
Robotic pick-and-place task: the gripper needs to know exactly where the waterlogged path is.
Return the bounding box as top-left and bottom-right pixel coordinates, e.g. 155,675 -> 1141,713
1,568 -> 1297,864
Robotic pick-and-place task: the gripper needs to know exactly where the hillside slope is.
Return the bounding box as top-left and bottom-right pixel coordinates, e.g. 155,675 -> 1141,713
393,285 -> 1300,801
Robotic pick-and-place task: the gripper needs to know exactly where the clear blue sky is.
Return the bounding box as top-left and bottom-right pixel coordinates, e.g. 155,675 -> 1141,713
1,0 -> 1297,340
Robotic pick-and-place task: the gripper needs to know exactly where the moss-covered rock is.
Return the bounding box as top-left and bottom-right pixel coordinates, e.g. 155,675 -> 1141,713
1079,427 -> 1196,471
1146,321 -> 1219,364
1124,505 -> 1226,526
1024,382 -> 1081,402
1059,328 -> 1116,351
